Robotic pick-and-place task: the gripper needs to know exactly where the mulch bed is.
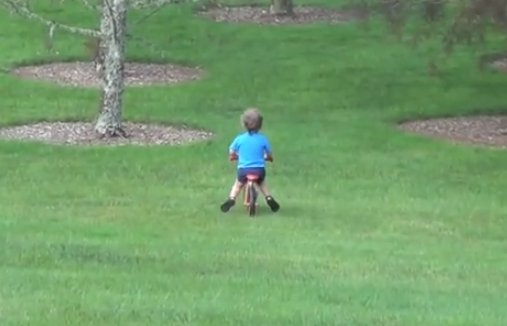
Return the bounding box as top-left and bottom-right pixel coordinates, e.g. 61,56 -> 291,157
399,115 -> 507,149
489,57 -> 507,72
5,61 -> 210,146
10,62 -> 204,88
198,5 -> 366,25
0,122 -> 213,147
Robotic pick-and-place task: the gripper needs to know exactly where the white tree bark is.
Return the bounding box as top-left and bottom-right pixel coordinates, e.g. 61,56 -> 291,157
270,0 -> 294,15
94,0 -> 108,76
94,0 -> 127,137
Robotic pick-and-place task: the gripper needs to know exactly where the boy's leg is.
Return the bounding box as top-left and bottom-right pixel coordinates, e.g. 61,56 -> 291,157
229,180 -> 244,200
220,180 -> 244,212
221,167 -> 248,213
257,180 -> 280,212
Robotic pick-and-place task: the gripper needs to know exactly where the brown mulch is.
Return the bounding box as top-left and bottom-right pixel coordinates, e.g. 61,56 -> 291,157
0,122 -> 213,146
490,58 -> 507,72
198,5 -> 366,25
399,115 -> 507,149
10,62 -> 204,88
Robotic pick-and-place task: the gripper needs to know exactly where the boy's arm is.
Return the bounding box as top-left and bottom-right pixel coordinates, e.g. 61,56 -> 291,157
263,137 -> 273,162
229,137 -> 239,161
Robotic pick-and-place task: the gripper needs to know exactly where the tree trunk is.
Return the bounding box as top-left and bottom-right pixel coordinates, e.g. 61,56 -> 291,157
93,0 -> 107,78
270,0 -> 294,15
94,0 -> 128,138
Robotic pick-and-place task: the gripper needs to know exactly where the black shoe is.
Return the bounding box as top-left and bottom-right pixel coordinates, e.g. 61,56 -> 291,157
220,198 -> 235,213
266,196 -> 280,212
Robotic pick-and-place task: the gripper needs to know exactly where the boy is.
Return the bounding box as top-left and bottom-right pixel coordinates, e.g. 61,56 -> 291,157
220,108 -> 280,213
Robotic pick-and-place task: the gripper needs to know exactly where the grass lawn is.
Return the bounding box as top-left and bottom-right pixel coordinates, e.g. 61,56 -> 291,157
1,0 -> 507,325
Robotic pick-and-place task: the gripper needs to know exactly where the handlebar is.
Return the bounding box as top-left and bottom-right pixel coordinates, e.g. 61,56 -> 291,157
229,153 -> 273,162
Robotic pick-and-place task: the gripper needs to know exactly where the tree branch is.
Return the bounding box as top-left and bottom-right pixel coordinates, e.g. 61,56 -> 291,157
126,32 -> 167,57
81,0 -> 101,10
52,0 -> 101,10
2,0 -> 100,37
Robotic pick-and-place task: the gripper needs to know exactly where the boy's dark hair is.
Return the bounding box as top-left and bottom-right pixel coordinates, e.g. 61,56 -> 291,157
241,108 -> 263,133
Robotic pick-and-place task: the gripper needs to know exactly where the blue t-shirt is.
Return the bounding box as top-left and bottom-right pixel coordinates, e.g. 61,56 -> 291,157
229,132 -> 272,169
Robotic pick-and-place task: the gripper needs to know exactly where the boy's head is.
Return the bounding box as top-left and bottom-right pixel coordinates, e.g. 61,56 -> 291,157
241,108 -> 263,133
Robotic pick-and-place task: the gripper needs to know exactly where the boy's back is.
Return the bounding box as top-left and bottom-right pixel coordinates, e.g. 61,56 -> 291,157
230,132 -> 271,169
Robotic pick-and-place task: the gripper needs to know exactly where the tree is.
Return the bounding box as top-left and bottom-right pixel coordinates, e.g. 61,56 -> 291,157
94,0 -> 128,137
2,0 -> 180,138
352,0 -> 507,131
270,0 -> 293,15
358,0 -> 507,61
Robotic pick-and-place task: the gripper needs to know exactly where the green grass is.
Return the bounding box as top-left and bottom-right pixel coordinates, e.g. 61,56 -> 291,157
1,0 -> 507,325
